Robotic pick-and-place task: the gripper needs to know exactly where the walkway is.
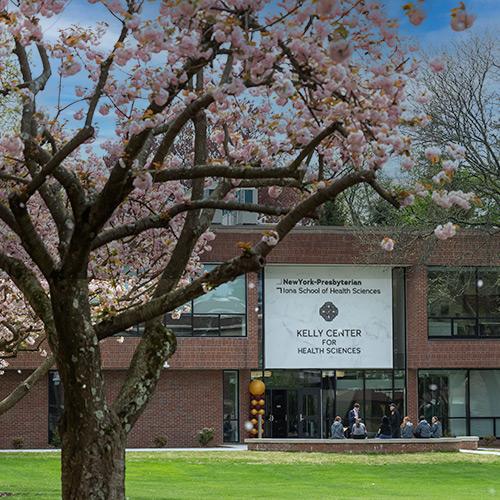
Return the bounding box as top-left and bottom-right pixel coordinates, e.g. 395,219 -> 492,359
0,444 -> 248,453
459,448 -> 500,456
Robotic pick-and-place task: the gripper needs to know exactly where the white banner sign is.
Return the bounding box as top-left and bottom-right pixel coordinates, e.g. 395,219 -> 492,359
264,265 -> 393,369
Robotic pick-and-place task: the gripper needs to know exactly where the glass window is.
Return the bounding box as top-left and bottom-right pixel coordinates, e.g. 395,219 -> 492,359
193,315 -> 220,336
223,371 -> 239,442
48,371 -> 64,446
418,370 -> 467,434
428,268 -> 476,318
392,268 -> 406,369
470,419 -> 494,438
448,418 -> 467,437
470,370 -> 500,417
364,371 -> 394,434
428,319 -> 452,337
166,265 -> 247,337
428,267 -> 500,337
477,269 -> 500,318
194,277 -> 246,315
336,370 -> 363,426
220,315 -> 246,337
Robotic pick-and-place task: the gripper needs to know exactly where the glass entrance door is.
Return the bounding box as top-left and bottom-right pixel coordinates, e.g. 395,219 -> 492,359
267,389 -> 288,438
299,388 -> 321,438
267,388 -> 321,438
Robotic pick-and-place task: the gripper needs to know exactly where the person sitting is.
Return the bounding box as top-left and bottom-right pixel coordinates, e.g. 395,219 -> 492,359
414,415 -> 432,438
376,415 -> 392,439
330,416 -> 346,439
430,416 -> 443,438
400,416 -> 414,439
351,418 -> 367,439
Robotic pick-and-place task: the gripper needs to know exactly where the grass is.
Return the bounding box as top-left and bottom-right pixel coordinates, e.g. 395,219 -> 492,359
0,451 -> 499,499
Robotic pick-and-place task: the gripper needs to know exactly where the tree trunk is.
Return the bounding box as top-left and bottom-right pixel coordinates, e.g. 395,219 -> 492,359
49,277 -> 127,499
60,409 -> 126,500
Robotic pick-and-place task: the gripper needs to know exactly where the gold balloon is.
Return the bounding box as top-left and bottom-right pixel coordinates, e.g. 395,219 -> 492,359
258,409 -> 265,415
250,428 -> 258,435
248,379 -> 266,397
251,399 -> 258,406
258,399 -> 265,406
250,408 -> 258,415
250,418 -> 258,425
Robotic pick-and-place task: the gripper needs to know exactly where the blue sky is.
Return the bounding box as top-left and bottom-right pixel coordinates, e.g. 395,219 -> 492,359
385,0 -> 500,49
34,0 -> 499,146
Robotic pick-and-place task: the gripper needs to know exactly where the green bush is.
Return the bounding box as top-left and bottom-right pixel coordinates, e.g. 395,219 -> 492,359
153,436 -> 168,448
11,437 -> 23,449
482,435 -> 497,446
50,429 -> 62,448
196,427 -> 215,447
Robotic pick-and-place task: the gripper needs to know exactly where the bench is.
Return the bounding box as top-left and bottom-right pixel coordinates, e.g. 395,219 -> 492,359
245,437 -> 479,453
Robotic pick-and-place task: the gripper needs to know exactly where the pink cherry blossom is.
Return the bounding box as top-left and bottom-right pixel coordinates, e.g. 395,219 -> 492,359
407,8 -> 426,26
434,222 -> 457,240
262,231 -> 279,247
451,9 -> 476,32
99,104 -> 110,116
380,237 -> 395,252
401,158 -> 415,171
133,172 -> 153,192
429,58 -> 445,73
425,146 -> 441,164
268,186 -> 282,199
329,39 -> 353,64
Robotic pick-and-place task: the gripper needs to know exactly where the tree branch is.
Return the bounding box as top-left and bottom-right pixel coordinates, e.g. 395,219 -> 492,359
0,354 -> 55,416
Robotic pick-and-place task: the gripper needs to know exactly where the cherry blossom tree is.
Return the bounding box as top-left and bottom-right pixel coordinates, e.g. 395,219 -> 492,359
0,0 -> 476,498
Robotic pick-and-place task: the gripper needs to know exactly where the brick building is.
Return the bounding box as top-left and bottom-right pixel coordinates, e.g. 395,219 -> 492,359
0,226 -> 499,448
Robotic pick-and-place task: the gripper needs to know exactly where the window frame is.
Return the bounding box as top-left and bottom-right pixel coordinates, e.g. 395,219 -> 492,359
418,368 -> 500,438
427,266 -> 500,339
165,264 -> 248,338
223,370 -> 240,443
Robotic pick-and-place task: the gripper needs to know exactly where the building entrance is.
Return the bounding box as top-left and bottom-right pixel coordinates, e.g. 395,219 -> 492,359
266,388 -> 321,438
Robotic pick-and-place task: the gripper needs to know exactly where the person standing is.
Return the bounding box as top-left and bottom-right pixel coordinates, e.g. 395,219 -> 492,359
430,416 -> 443,438
348,403 -> 361,433
388,402 -> 402,438
330,416 -> 346,439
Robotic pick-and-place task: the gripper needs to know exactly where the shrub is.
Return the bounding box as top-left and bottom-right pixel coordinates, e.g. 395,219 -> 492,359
153,436 -> 168,448
482,435 -> 497,446
196,427 -> 215,447
50,429 -> 62,448
11,437 -> 23,449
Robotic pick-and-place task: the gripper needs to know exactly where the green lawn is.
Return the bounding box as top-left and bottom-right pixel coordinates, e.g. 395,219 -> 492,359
0,451 -> 499,499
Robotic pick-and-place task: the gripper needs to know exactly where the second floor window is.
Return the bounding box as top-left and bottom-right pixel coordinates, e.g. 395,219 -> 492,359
428,267 -> 499,338
165,265 -> 247,337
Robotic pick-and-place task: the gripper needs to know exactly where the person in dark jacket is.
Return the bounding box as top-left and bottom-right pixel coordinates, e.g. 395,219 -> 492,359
330,416 -> 346,439
376,415 -> 392,439
347,403 -> 361,437
414,415 -> 432,438
388,402 -> 402,438
430,416 -> 443,438
348,403 -> 361,429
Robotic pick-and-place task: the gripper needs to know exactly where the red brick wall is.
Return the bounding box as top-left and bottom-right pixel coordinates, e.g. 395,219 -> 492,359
104,370 -> 224,448
0,369 -> 231,449
0,371 -> 48,449
1,228 -> 498,447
